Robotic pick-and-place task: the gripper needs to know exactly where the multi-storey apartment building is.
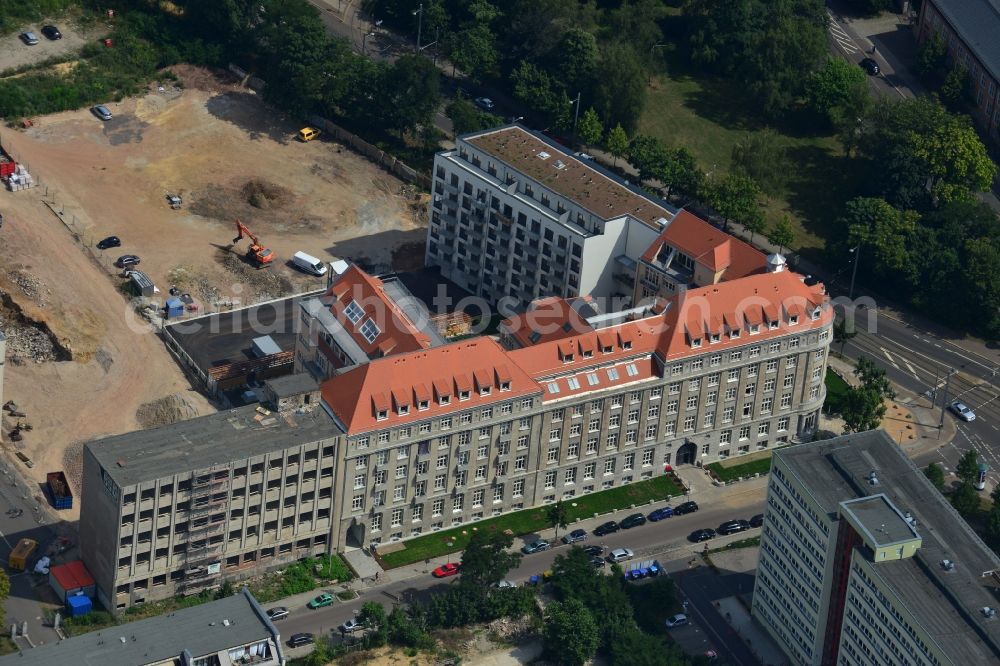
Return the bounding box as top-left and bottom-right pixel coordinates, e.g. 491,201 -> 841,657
81,264 -> 830,610
425,125 -> 677,306
632,209 -> 770,303
917,0 -> 1000,147
754,430 -> 1000,666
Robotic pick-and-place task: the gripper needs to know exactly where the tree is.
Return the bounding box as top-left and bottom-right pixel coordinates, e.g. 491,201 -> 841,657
446,97 -> 501,136
842,356 -> 895,433
939,63 -> 975,115
578,108 -> 603,146
447,0 -> 500,81
767,215 -> 795,254
957,449 -> 980,486
593,43 -> 647,133
377,55 -> 441,135
843,0 -> 893,16
0,568 -> 7,629
707,173 -> 764,233
511,60 -> 570,129
916,33 -> 947,78
731,128 -> 788,196
543,598 -> 600,666
550,28 -> 599,96
547,500 -> 569,544
606,124 -> 629,167
951,481 -> 981,518
550,547 -> 601,603
833,318 -> 857,356
358,601 -> 388,646
985,506 -> 1000,548
459,529 -> 521,592
841,197 -> 918,282
924,462 -> 946,491
805,58 -> 869,126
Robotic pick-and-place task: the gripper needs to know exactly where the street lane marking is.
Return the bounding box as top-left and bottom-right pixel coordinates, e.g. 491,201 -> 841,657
881,346 -> 901,370
904,361 -> 919,380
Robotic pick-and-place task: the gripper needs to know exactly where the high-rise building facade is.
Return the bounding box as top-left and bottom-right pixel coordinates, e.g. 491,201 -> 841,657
754,430 -> 1000,665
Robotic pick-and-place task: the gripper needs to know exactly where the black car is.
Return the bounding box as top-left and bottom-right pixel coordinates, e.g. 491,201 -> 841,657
582,545 -> 604,557
750,513 -> 765,528
718,520 -> 751,536
563,528 -> 587,544
860,57 -> 880,75
41,25 -> 62,40
593,520 -> 620,537
689,528 -> 716,543
115,254 -> 140,268
673,501 -> 699,516
97,235 -> 121,249
590,556 -> 606,568
287,632 -> 314,647
266,606 -> 289,621
620,513 -> 647,529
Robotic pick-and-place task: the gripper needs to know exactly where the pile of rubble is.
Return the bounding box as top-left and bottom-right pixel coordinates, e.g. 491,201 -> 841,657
486,615 -> 534,642
222,254 -> 293,301
0,307 -> 60,364
7,270 -> 50,307
136,393 -> 202,429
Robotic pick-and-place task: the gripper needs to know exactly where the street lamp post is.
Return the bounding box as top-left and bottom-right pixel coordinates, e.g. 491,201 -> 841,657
413,3 -> 424,54
570,92 -> 581,144
848,243 -> 862,300
362,31 -> 375,55
939,368 -> 956,429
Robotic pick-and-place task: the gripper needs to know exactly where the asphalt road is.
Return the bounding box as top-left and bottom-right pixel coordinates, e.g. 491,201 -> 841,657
839,305 -> 1000,483
269,496 -> 765,652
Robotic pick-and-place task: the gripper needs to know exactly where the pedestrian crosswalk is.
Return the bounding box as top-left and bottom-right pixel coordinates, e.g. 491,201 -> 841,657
828,12 -> 859,54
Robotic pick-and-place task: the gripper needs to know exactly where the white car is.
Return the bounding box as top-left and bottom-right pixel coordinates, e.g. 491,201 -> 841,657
474,97 -> 495,111
665,613 -> 689,628
339,618 -> 363,633
606,547 -> 634,564
950,400 -> 976,422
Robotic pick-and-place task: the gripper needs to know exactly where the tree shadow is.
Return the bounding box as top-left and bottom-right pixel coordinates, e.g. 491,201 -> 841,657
204,92 -> 295,145
783,144 -> 861,251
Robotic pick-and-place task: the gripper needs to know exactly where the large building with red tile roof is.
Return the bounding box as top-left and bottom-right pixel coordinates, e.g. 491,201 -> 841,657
632,210 -> 769,304
79,261 -> 832,598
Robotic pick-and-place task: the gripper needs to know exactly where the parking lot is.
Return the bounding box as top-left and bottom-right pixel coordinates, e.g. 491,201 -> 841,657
0,19 -> 98,75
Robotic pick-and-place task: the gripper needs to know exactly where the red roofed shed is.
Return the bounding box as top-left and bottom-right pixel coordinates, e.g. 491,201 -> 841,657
49,560 -> 96,602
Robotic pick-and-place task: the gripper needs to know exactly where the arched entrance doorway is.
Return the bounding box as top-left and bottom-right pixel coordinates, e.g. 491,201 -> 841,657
346,519 -> 366,549
675,441 -> 697,466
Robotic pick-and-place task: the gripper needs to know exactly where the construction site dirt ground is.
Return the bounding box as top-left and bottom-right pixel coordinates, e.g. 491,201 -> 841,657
0,65 -> 426,504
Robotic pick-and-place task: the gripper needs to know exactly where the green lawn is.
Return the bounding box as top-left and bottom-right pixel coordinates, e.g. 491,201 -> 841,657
378,474 -> 685,569
706,455 -> 772,483
637,42 -> 860,260
824,368 -> 851,415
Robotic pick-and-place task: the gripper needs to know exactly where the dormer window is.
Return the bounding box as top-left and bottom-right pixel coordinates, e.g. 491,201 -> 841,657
480,386 -> 492,396
377,410 -> 388,421
769,320 -> 779,330
789,315 -> 799,325
582,350 -> 593,359
691,338 -> 702,348
622,341 -> 632,350
439,395 -> 451,405
730,329 -> 741,339
459,390 -> 470,401
749,324 -> 760,335
500,381 -> 511,391
418,400 -> 429,411
602,345 -> 613,354
811,308 -> 821,320
563,353 -> 575,363
710,333 -> 721,344
398,405 -> 410,416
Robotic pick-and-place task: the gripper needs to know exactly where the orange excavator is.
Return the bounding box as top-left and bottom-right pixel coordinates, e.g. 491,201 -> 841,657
232,220 -> 275,268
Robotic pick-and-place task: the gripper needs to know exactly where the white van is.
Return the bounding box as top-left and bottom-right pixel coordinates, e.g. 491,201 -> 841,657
292,251 -> 327,276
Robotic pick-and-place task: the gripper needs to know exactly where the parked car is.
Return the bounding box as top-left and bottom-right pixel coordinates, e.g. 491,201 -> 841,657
432,562 -> 461,578
266,606 -> 289,621
688,529 -> 716,543
593,520 -> 620,536
673,501 -> 699,516
474,97 -> 495,111
91,105 -> 113,121
115,254 -> 140,268
41,25 -> 62,40
648,506 -> 674,522
860,57 -> 880,75
20,32 -> 39,45
590,556 -> 606,568
718,519 -> 751,536
665,613 -> 689,629
621,513 -> 647,529
495,580 -> 517,589
287,632 -> 314,647
950,400 -> 976,422
750,513 -> 765,528
97,235 -> 121,249
582,545 -> 604,557
563,528 -> 587,544
606,547 -> 634,564
307,593 -> 334,609
339,618 -> 363,633
522,539 -> 551,554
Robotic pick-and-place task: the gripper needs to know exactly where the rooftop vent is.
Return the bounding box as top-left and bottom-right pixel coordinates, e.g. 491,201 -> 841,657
984,607 -> 997,618
868,470 -> 879,486
554,160 -> 566,170
941,559 -> 955,571
223,619 -> 231,627
538,151 -> 551,160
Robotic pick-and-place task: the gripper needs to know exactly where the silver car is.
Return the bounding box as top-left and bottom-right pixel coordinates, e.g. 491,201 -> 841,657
607,547 -> 634,564
91,105 -> 113,121
950,400 -> 976,422
20,31 -> 39,46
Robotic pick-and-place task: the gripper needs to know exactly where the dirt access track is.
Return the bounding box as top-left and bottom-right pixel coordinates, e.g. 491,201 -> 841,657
0,66 -> 424,502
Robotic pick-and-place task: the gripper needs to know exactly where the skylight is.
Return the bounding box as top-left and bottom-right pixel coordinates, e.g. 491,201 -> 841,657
587,372 -> 599,386
344,300 -> 364,324
567,377 -> 581,390
360,319 -> 381,343
607,368 -> 620,381
625,363 -> 639,377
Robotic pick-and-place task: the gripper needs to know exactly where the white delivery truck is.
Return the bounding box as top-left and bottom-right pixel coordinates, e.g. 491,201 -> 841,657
292,251 -> 328,276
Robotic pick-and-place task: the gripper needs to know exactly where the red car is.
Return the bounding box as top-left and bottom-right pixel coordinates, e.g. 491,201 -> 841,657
432,563 -> 461,578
